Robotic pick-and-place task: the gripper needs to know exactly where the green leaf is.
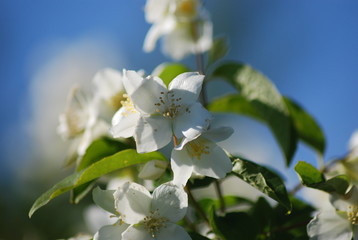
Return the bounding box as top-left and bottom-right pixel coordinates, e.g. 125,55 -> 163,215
29,150 -> 167,218
211,62 -> 297,166
189,232 -> 211,240
199,196 -> 254,214
232,158 -> 292,212
295,161 -> 350,195
208,37 -> 229,66
71,137 -> 129,203
284,97 -> 325,154
209,207 -> 259,240
154,63 -> 191,86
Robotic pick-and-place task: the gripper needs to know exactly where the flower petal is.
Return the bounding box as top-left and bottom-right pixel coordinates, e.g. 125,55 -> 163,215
93,68 -> 123,101
92,187 -> 116,214
174,102 -> 211,140
144,0 -> 171,23
114,182 -> 152,224
94,222 -> 128,240
130,76 -> 167,114
202,127 -> 234,143
307,211 -> 353,240
138,160 -> 168,180
171,148 -> 194,187
191,139 -> 232,179
110,107 -> 140,138
143,17 -> 176,52
122,225 -> 153,240
156,222 -> 191,240
134,116 -> 172,153
168,72 -> 204,105
123,70 -> 145,95
152,182 -> 188,222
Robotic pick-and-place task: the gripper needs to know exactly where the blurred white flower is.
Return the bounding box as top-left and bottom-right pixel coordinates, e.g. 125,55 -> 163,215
143,0 -> 213,60
110,70 -> 211,153
138,160 -> 169,180
93,182 -> 190,240
57,86 -> 109,165
307,186 -> 358,240
171,127 -> 233,186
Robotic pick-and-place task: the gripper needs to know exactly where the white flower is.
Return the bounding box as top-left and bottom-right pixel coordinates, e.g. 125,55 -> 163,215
57,86 -> 109,164
307,186 -> 358,240
143,0 -> 213,60
93,68 -> 125,111
93,182 -> 191,240
110,70 -> 211,153
171,127 -> 234,186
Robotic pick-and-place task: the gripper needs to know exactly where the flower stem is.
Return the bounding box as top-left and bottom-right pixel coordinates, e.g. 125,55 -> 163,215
214,180 -> 226,213
185,184 -> 210,225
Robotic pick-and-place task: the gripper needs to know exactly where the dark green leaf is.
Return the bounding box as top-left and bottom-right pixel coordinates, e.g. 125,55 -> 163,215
284,97 -> 325,154
199,196 -> 254,214
212,62 -> 297,166
154,63 -> 191,86
209,207 -> 259,240
295,161 -> 350,195
208,37 -> 229,66
29,150 -> 167,218
232,158 -> 292,212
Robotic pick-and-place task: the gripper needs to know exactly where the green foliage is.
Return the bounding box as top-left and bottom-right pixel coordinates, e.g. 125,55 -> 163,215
295,161 -> 350,195
29,150 -> 167,218
232,158 -> 292,212
207,37 -> 229,66
284,97 -> 325,154
155,63 -> 191,86
71,138 -> 129,203
189,232 -> 211,240
199,196 -> 254,214
211,62 -> 297,166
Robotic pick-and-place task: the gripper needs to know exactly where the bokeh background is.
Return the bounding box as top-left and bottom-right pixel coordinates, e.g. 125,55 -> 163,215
1,0 -> 358,239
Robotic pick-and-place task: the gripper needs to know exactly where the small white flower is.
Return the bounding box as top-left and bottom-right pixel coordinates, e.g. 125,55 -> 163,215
57,86 -> 109,164
110,70 -> 211,153
171,127 -> 234,186
143,0 -> 213,60
93,182 -> 191,240
307,186 -> 358,240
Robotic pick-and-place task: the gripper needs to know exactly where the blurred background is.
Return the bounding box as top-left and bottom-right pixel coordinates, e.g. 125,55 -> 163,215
1,0 -> 358,239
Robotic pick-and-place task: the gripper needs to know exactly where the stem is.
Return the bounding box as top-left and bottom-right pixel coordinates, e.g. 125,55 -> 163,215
214,180 -> 226,213
185,184 -> 210,225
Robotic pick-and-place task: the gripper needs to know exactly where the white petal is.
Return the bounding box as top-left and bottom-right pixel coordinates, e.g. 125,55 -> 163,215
193,15 -> 213,54
144,0 -> 171,23
130,76 -> 167,114
123,70 -> 145,95
174,102 -> 211,139
138,160 -> 168,180
110,108 -> 140,138
162,23 -> 193,60
152,182 -> 188,222
171,148 -> 194,187
202,127 -> 234,142
156,222 -> 191,240
307,211 -> 353,240
92,187 -> 116,214
169,72 -> 204,105
122,225 -> 152,240
94,223 -> 128,240
143,17 -> 176,52
114,182 -> 152,224
191,139 -> 232,179
134,116 -> 172,153
93,68 -> 123,101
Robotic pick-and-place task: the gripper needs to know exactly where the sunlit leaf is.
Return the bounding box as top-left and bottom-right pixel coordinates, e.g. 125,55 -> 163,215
295,161 -> 349,195
232,158 -> 292,212
211,62 -> 297,166
153,62 -> 191,86
29,150 -> 167,218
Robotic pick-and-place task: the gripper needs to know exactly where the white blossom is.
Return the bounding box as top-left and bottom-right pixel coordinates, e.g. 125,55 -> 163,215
110,70 -> 211,153
171,127 -> 234,186
138,160 -> 169,180
93,182 -> 191,240
307,186 -> 358,240
143,0 -> 213,60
